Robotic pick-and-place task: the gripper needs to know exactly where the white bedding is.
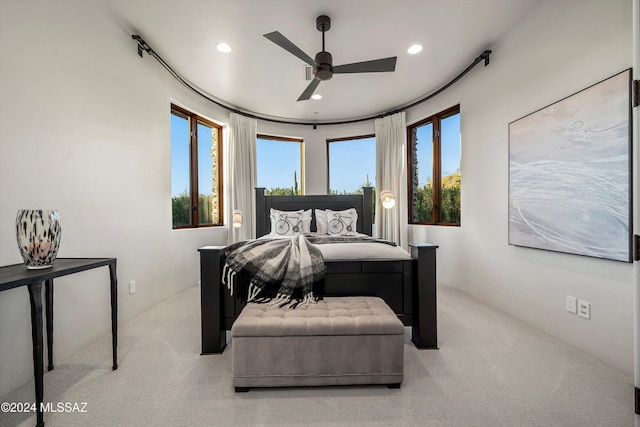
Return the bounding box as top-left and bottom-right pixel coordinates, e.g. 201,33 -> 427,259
316,241 -> 411,260
258,233 -> 411,261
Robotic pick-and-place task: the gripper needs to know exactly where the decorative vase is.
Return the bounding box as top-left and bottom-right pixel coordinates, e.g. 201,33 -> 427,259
15,209 -> 62,269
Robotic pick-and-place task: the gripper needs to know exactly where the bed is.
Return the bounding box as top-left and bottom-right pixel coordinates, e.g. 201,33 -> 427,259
198,187 -> 438,354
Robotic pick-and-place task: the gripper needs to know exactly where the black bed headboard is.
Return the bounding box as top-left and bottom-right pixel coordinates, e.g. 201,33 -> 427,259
255,187 -> 373,238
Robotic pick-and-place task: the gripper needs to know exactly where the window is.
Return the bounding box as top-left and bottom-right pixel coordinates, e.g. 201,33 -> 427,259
170,104 -> 222,228
327,135 -> 376,195
256,135 -> 304,195
327,135 -> 376,219
408,105 -> 461,225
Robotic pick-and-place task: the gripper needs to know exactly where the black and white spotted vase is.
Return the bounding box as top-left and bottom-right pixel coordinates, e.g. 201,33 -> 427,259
15,209 -> 61,269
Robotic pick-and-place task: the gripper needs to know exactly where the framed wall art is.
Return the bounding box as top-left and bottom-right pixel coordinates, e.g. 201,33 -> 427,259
508,69 -> 632,262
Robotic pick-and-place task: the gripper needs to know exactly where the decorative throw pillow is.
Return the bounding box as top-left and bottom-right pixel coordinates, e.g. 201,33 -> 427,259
269,209 -> 310,236
321,208 -> 358,236
314,209 -> 329,234
302,209 -> 312,233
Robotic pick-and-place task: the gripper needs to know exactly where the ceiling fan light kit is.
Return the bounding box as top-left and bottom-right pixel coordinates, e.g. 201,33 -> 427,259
263,15 -> 397,101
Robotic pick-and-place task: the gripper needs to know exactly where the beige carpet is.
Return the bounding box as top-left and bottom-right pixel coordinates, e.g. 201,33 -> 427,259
0,284 -> 634,427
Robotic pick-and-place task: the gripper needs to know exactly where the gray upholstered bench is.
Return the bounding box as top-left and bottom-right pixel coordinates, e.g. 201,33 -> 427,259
231,296 -> 404,391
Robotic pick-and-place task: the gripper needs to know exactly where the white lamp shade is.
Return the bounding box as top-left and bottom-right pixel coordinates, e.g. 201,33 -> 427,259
380,190 -> 396,209
232,210 -> 243,228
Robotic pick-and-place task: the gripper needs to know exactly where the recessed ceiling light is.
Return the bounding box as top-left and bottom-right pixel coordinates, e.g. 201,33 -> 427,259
216,42 -> 231,53
311,94 -> 322,100
408,44 -> 423,55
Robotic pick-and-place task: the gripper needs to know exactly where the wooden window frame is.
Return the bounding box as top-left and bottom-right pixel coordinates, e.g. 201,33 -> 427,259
171,104 -> 223,228
407,105 -> 460,226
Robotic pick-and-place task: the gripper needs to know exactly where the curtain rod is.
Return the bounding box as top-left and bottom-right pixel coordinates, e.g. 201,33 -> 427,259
131,35 -> 491,127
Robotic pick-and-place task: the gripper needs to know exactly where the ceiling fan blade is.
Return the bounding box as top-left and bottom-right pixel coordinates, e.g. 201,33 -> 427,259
263,31 -> 319,68
297,79 -> 321,101
332,56 -> 397,74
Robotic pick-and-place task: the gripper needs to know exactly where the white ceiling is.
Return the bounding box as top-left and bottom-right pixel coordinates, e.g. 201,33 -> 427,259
105,0 -> 541,124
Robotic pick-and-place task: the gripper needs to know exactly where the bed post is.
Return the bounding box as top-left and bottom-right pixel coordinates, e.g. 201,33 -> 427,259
362,186 -> 373,236
199,246 -> 227,354
255,187 -> 266,237
409,243 -> 439,349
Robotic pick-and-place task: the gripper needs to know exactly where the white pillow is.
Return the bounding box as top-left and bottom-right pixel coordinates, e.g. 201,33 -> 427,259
314,209 -> 328,234
302,209 -> 312,233
316,208 -> 358,235
269,209 -> 311,235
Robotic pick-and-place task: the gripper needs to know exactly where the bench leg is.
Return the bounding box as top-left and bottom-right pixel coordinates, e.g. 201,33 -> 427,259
386,383 -> 401,389
235,387 -> 250,393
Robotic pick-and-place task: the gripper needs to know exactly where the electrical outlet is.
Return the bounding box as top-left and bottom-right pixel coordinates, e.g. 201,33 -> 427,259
578,300 -> 590,319
129,280 -> 136,295
566,296 -> 577,313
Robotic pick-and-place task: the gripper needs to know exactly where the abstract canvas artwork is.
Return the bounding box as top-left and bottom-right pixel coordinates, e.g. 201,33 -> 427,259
508,69 -> 632,262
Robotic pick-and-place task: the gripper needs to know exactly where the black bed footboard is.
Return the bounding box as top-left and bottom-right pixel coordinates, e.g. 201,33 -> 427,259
198,243 -> 438,355
322,259 -> 414,324
199,246 -> 228,354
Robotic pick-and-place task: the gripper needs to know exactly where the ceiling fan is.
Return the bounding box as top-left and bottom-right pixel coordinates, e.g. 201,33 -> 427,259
264,15 -> 397,101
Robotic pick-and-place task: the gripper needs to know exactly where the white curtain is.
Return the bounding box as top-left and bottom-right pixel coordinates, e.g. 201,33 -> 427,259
225,112 -> 257,244
374,111 -> 408,250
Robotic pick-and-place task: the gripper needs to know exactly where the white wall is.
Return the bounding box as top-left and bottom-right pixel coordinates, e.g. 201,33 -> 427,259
633,0 -> 640,423
250,0 -> 636,376
0,0 -> 232,397
408,0 -> 634,375
0,0 -> 633,399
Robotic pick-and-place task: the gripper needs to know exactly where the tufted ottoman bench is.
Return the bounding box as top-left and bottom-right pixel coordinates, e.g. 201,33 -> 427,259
231,296 -> 404,391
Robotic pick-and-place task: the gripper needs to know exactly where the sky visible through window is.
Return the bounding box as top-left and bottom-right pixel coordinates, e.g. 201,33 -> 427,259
197,123 -> 214,197
328,137 -> 375,194
171,115 -> 460,198
256,138 -> 301,191
440,113 -> 461,180
171,113 -> 189,197
415,113 -> 461,186
170,114 -> 217,198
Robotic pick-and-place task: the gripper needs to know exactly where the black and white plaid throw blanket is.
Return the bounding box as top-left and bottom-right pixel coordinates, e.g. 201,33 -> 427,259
222,234 -> 396,308
222,234 -> 326,308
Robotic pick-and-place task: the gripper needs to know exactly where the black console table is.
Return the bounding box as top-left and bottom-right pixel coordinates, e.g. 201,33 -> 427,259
0,258 -> 118,427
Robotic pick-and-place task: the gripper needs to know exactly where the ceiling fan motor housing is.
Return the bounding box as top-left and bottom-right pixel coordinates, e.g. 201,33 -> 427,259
316,15 -> 331,32
314,51 -> 333,80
